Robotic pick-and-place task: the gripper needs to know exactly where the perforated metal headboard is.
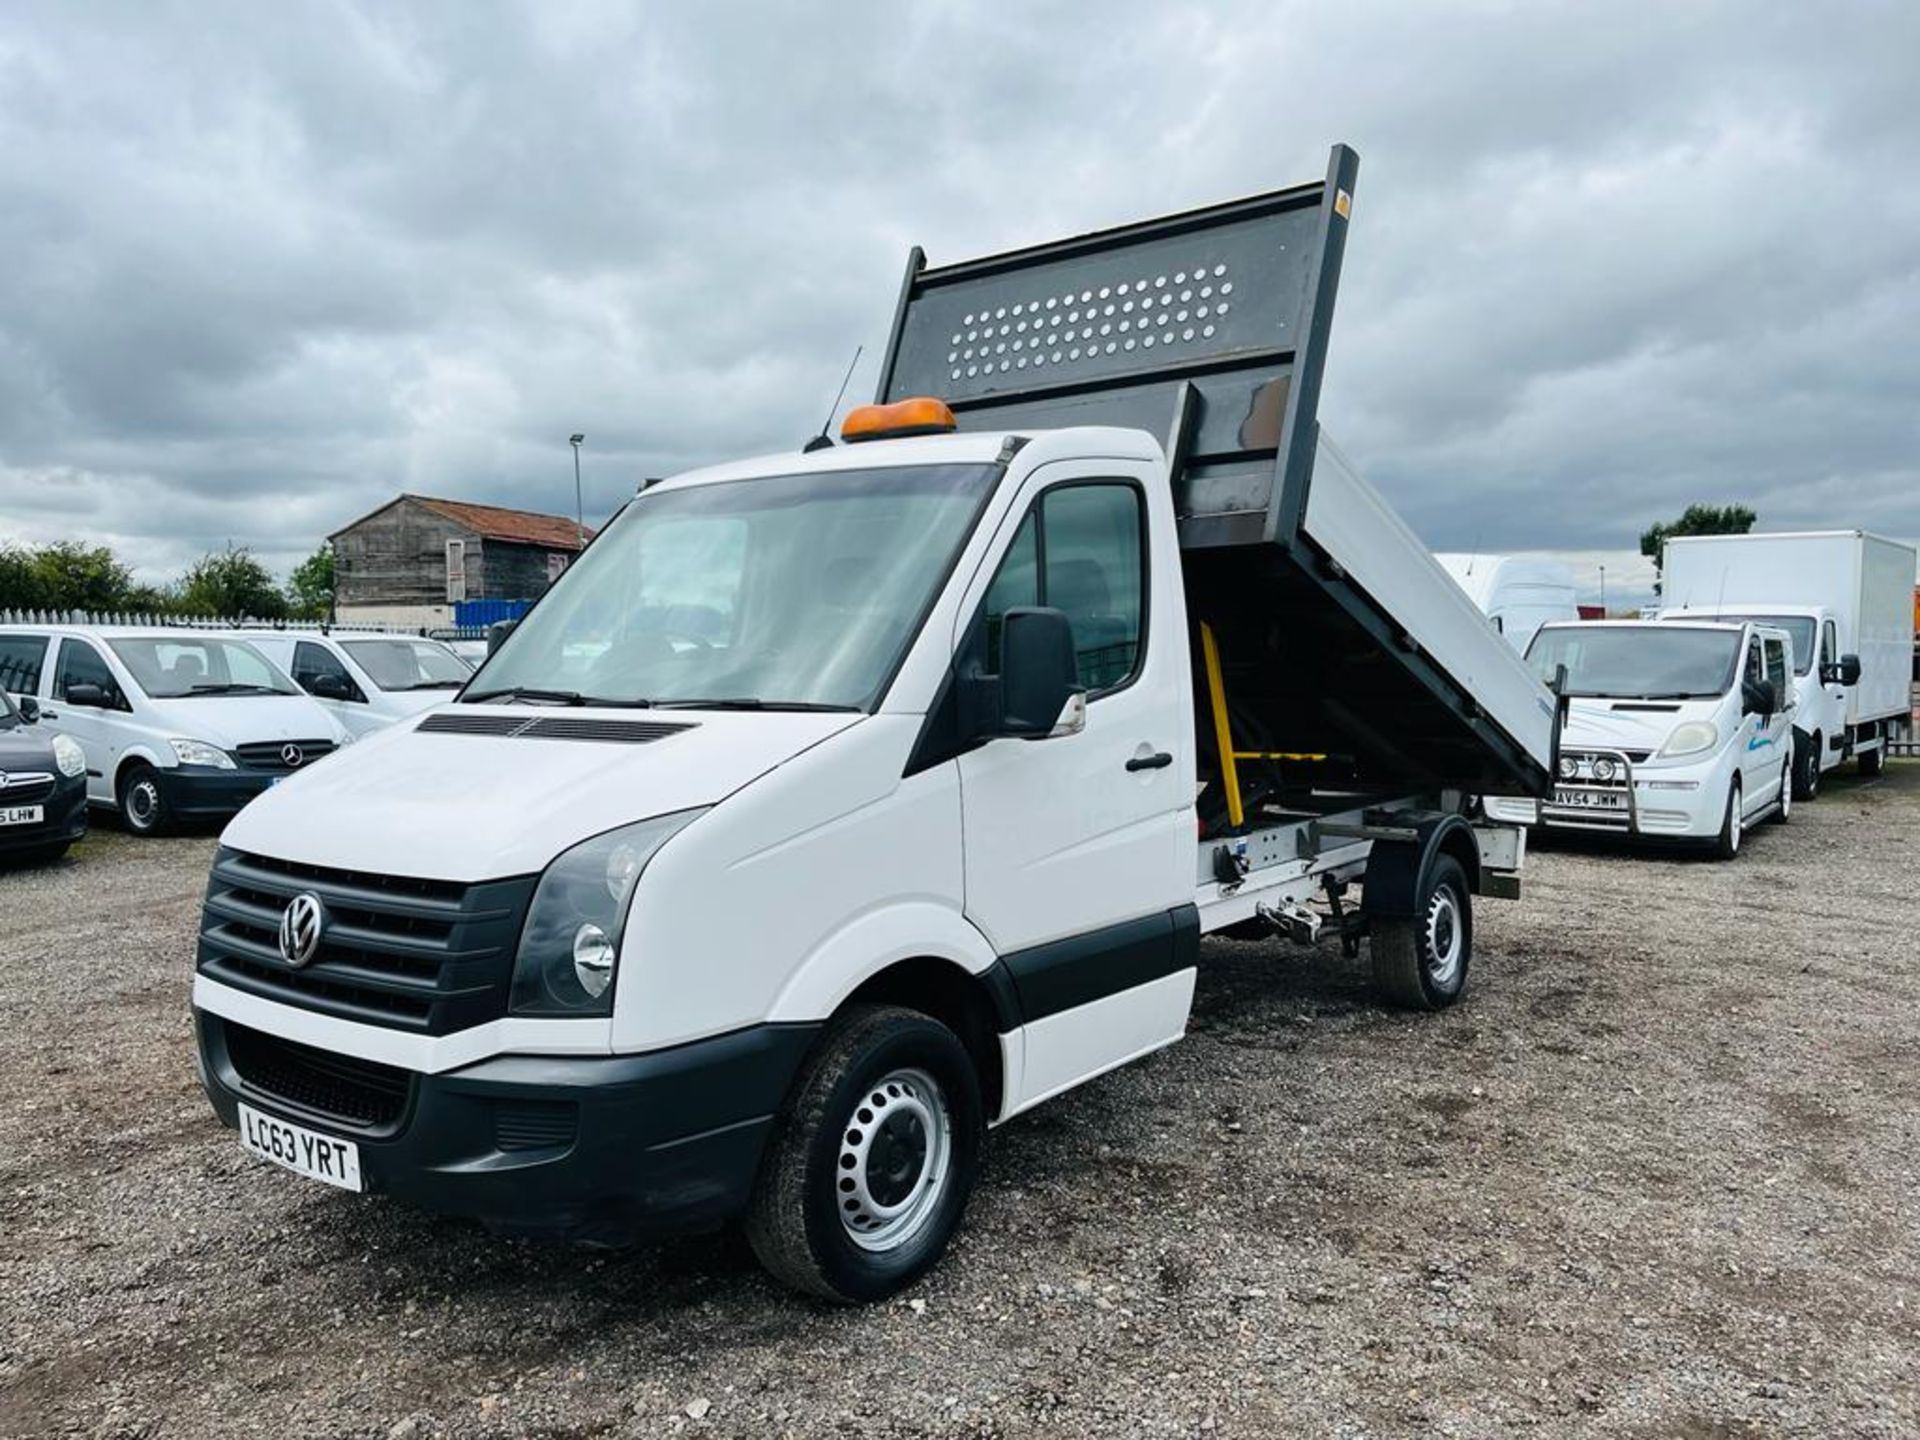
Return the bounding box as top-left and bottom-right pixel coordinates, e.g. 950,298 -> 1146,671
876,145 -> 1359,551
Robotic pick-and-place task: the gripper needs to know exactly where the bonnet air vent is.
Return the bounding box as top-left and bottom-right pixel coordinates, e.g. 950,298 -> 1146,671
417,714 -> 695,744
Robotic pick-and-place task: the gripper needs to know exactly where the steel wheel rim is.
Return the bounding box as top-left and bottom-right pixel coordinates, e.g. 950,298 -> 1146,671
128,780 -> 159,828
836,1067 -> 951,1252
1781,763 -> 1791,818
1424,885 -> 1464,989
1728,788 -> 1742,851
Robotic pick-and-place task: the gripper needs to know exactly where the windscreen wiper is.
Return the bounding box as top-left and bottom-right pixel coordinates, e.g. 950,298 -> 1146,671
405,681 -> 466,691
461,686 -> 590,706
189,683 -> 282,695
653,697 -> 862,712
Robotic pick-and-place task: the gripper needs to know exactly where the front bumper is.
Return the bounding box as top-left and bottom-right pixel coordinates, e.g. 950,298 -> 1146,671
1491,750 -> 1728,842
0,771 -> 89,852
158,765 -> 279,819
195,1010 -> 821,1243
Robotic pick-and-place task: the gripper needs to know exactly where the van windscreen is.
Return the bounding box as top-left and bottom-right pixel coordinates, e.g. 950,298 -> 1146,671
1526,627 -> 1740,701
467,463 -> 999,712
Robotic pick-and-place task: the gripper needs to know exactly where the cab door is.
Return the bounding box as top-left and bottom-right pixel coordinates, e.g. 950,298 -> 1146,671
1737,633 -> 1791,813
46,637 -> 129,804
290,640 -> 375,735
1812,618 -> 1847,769
950,459 -> 1194,1112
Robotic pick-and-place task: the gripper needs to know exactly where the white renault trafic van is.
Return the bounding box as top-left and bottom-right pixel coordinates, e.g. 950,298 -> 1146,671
1485,619 -> 1796,858
0,626 -> 353,835
232,632 -> 472,738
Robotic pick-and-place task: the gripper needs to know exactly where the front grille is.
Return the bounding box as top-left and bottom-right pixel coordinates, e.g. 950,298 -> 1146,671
224,1020 -> 411,1130
493,1100 -> 579,1152
0,774 -> 56,804
235,740 -> 338,773
417,713 -> 694,744
198,848 -> 537,1034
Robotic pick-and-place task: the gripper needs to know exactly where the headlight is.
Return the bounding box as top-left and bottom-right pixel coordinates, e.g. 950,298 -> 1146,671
1557,754 -> 1579,780
51,734 -> 86,778
1658,722 -> 1719,760
170,738 -> 235,770
1591,756 -> 1617,782
508,809 -> 706,1016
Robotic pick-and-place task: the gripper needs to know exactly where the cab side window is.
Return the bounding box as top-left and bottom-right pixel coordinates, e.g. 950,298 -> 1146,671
0,635 -> 48,696
1764,636 -> 1790,706
292,642 -> 363,702
54,638 -> 125,708
975,483 -> 1146,695
1821,620 -> 1837,671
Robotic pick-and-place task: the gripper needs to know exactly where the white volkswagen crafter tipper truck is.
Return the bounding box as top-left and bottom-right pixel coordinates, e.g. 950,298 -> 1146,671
1487,619 -> 1797,858
1657,530 -> 1917,798
191,147 -> 1555,1301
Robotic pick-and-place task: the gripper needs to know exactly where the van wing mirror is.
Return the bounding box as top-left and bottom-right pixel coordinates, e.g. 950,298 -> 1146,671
996,607 -> 1085,738
487,619 -> 518,656
16,695 -> 39,723
1742,678 -> 1776,716
64,682 -> 109,708
1821,653 -> 1861,687
308,672 -> 354,701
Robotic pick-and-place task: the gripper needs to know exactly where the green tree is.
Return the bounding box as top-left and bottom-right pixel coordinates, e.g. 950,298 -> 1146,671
177,546 -> 290,619
24,541 -> 141,612
1639,503 -> 1757,594
286,544 -> 335,620
0,544 -> 44,609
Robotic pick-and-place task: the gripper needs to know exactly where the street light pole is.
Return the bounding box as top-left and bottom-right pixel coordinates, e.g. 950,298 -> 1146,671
568,433 -> 586,549
1599,564 -> 1607,615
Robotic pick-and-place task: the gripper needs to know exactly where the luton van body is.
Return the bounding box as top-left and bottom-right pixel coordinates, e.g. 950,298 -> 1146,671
189,146 -> 1554,1301
1658,531 -> 1915,793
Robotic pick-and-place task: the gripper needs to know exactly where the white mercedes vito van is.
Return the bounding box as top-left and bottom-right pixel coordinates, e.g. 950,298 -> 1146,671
232,632 -> 472,738
0,626 -> 353,835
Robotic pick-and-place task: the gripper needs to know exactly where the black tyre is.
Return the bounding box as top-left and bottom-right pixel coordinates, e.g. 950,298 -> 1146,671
118,764 -> 170,836
745,1004 -> 983,1303
1370,854 -> 1472,1011
1791,733 -> 1820,801
1858,742 -> 1885,778
1711,778 -> 1742,860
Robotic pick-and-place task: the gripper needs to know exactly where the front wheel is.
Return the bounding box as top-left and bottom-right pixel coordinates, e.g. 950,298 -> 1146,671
746,1005 -> 984,1303
1772,759 -> 1792,824
1791,733 -> 1821,801
1371,853 -> 1472,1011
1711,778 -> 1743,860
118,764 -> 171,837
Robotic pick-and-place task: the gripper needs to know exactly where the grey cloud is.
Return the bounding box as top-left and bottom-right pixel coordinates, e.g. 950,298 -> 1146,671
1,1 -> 1915,596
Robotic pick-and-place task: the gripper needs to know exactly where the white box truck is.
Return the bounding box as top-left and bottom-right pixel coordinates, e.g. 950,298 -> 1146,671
1659,531 -> 1916,795
189,146 -> 1554,1301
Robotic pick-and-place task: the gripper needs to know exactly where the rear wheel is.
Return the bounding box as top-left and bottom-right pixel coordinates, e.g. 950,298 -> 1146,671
746,1005 -> 984,1303
1858,740 -> 1885,778
1791,733 -> 1821,800
1711,778 -> 1743,860
118,764 -> 170,837
1371,854 -> 1471,1010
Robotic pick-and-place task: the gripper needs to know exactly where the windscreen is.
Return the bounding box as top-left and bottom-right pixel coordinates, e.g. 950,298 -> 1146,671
1526,627 -> 1741,700
468,463 -> 998,711
341,638 -> 473,691
108,637 -> 299,698
1686,614 -> 1813,674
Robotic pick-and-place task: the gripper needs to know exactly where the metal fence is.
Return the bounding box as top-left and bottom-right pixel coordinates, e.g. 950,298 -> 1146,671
0,608 -> 493,643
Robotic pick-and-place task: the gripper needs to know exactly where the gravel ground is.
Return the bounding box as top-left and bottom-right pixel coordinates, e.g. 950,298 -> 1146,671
2,766 -> 1917,1439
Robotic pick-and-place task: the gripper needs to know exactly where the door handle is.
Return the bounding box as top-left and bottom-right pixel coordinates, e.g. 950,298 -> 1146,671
1126,751 -> 1174,772
40,709 -> 59,720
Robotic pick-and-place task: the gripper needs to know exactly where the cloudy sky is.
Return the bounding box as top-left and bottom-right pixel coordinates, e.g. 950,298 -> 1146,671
2,2 -> 1916,605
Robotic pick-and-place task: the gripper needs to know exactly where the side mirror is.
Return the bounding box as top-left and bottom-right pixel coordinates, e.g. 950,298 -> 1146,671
308,673 -> 354,702
997,607 -> 1086,738
1743,678 -> 1776,716
487,619 -> 518,656
64,682 -> 109,709
1820,654 -> 1861,687
16,696 -> 39,723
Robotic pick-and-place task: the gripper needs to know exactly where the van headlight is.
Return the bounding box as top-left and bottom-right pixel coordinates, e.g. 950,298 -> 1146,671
1658,722 -> 1718,760
52,734 -> 86,778
508,809 -> 706,1016
170,738 -> 236,770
